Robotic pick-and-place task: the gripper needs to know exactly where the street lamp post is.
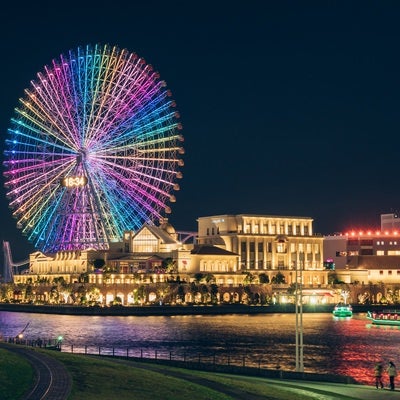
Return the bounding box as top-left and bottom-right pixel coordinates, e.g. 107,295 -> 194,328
342,290 -> 349,304
295,254 -> 304,372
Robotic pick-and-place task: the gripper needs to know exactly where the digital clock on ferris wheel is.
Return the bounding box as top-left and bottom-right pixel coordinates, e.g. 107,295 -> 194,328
61,176 -> 88,188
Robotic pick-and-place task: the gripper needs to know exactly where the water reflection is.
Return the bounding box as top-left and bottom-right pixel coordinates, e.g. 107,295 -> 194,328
1,311 -> 399,385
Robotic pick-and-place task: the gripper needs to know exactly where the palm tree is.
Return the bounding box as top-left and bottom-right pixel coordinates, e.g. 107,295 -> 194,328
193,273 -> 205,284
271,272 -> 286,284
243,272 -> 256,284
210,284 -> 219,304
204,273 -> 215,284
259,273 -> 269,284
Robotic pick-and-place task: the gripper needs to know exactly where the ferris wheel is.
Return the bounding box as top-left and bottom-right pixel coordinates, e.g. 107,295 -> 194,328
3,44 -> 184,253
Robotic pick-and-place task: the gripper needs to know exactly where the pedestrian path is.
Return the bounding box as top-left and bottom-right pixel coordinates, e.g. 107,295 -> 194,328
272,379 -> 399,400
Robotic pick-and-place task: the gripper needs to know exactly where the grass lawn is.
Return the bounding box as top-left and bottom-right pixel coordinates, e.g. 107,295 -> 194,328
1,347 -> 357,400
0,348 -> 33,400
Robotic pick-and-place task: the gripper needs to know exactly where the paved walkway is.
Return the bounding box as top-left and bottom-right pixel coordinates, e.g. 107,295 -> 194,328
264,379 -> 399,399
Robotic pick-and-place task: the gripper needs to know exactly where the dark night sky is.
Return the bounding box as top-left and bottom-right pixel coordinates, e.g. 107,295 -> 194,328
1,0 -> 400,260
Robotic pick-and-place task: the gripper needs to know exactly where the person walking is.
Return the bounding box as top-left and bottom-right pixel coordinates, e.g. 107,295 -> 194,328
374,361 -> 384,389
387,361 -> 397,390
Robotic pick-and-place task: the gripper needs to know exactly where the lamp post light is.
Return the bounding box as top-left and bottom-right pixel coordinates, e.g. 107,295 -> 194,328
342,290 -> 349,305
295,254 -> 304,372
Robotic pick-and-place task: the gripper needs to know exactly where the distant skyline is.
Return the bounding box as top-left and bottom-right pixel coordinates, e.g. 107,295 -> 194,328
1,1 -> 400,260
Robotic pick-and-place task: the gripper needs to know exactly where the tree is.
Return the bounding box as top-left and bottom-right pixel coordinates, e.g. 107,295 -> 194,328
204,273 -> 215,284
112,296 -> 123,306
259,273 -> 269,284
328,273 -> 344,284
243,272 -> 256,284
193,273 -> 205,283
177,284 -> 186,303
162,258 -> 177,274
200,284 -> 209,303
271,272 -> 286,284
93,259 -> 105,270
137,285 -> 146,304
79,272 -> 89,283
209,284 -> 219,304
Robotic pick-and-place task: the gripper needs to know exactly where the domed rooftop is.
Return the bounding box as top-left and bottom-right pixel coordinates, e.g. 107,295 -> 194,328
159,218 -> 177,237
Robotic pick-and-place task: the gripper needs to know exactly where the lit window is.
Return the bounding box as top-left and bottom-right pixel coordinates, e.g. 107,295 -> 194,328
276,242 -> 287,253
132,229 -> 159,253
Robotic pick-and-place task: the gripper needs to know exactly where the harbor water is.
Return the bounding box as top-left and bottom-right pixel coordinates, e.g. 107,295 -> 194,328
1,311 -> 399,385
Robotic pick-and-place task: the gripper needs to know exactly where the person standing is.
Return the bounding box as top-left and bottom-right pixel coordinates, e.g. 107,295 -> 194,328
387,361 -> 397,390
374,361 -> 384,389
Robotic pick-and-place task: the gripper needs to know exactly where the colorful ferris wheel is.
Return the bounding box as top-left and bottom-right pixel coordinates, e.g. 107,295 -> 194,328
3,44 -> 184,253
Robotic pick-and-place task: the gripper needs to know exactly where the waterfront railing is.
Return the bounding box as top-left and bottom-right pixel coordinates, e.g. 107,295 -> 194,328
3,337 -> 358,384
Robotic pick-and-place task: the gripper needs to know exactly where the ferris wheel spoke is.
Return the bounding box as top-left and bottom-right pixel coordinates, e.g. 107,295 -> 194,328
98,156 -> 176,197
85,71 -> 157,149
90,181 -> 138,238
18,184 -> 63,236
25,81 -> 79,150
14,105 -> 78,152
92,162 -> 166,221
86,58 -> 163,148
9,170 -> 69,218
89,172 -> 146,239
75,45 -> 126,148
42,63 -> 82,147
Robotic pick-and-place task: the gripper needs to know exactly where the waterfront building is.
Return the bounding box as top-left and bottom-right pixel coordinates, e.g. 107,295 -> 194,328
14,220 -> 239,284
11,219 -> 243,304
324,229 -> 400,285
9,214 -> 341,305
196,214 -> 331,302
381,212 -> 400,231
8,212 -> 400,306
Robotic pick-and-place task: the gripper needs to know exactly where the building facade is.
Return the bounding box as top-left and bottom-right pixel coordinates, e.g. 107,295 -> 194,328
9,214 -> 339,305
381,213 -> 400,231
15,222 -> 239,285
324,229 -> 400,285
197,214 -> 328,288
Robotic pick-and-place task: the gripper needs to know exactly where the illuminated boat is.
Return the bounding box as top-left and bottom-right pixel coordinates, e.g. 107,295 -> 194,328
332,303 -> 353,317
367,310 -> 400,326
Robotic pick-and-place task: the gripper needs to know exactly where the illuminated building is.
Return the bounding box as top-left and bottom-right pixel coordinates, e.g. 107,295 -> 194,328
381,213 -> 400,231
12,219 -> 242,304
324,224 -> 400,285
9,214 -> 337,305
197,214 -> 330,302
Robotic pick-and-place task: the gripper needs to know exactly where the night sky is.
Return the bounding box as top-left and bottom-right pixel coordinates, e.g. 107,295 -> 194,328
1,1 -> 400,260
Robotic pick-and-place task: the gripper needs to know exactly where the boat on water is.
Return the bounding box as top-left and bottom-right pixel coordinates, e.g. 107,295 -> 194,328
332,303 -> 353,317
367,310 -> 400,326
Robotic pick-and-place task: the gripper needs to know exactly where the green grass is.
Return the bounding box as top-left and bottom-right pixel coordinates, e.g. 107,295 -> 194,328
0,348 -> 33,400
1,347 -> 359,400
50,352 -> 231,400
